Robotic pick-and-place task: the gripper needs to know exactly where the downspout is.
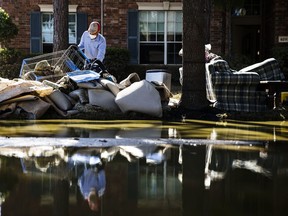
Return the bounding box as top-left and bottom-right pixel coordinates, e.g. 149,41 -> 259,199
101,0 -> 104,33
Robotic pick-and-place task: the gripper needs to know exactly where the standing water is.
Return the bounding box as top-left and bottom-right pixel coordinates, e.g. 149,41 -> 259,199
0,119 -> 288,216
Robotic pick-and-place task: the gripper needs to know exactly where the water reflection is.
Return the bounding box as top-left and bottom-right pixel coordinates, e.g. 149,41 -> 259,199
1,142 -> 288,215
1,119 -> 288,141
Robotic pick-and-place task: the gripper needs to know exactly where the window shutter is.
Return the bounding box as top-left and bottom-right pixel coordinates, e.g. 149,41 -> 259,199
30,12 -> 42,54
77,13 -> 88,44
127,10 -> 138,64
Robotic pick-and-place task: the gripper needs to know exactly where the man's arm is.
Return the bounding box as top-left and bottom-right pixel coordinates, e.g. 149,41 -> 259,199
78,32 -> 85,50
96,37 -> 106,62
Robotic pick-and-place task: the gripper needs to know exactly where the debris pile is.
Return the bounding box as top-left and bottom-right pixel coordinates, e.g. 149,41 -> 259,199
0,48 -> 173,119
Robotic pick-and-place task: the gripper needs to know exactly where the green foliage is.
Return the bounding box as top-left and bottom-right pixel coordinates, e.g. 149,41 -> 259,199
0,7 -> 18,44
272,46 -> 288,76
0,48 -> 23,79
0,48 -> 22,64
103,47 -> 130,80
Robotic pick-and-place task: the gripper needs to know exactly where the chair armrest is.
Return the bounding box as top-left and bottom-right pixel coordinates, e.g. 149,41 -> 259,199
211,71 -> 260,85
239,58 -> 285,81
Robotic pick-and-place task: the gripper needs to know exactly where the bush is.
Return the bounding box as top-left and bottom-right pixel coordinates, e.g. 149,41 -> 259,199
0,48 -> 23,79
0,63 -> 21,79
103,47 -> 130,80
272,46 -> 288,77
0,7 -> 18,45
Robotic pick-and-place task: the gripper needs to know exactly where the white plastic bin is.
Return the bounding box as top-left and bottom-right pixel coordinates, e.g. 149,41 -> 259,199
145,69 -> 171,90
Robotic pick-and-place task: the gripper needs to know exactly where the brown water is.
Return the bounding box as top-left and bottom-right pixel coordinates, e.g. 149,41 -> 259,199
0,119 -> 287,141
0,119 -> 288,216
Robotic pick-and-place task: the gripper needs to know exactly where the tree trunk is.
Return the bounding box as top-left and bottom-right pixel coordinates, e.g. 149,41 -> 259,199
205,0 -> 211,43
53,0 -> 69,52
180,0 -> 209,110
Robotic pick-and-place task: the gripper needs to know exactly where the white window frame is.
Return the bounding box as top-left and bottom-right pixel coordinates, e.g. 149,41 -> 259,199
38,4 -> 78,44
137,2 -> 183,64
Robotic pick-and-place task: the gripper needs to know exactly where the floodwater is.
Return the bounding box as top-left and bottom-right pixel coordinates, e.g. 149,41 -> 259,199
0,119 -> 288,216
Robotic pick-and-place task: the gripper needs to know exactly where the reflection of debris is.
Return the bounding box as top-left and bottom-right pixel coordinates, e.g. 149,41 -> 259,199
232,159 -> 271,177
204,144 -> 272,189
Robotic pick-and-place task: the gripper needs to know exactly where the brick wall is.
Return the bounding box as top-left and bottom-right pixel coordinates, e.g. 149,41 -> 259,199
209,8 -> 226,55
1,0 -> 184,54
1,0 -> 287,57
274,0 -> 288,43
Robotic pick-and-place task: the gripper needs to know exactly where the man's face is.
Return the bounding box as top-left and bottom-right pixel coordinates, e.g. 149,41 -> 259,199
88,199 -> 99,211
88,190 -> 99,211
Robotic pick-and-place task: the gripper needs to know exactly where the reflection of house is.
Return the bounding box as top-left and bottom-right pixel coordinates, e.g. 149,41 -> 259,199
0,0 -> 287,65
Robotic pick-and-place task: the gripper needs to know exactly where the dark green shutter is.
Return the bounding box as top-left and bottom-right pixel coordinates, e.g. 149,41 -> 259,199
77,13 -> 88,44
127,10 -> 138,64
30,12 -> 42,54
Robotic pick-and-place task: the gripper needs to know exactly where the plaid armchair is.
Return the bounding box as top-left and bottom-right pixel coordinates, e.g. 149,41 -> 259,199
206,59 -> 268,112
239,58 -> 285,81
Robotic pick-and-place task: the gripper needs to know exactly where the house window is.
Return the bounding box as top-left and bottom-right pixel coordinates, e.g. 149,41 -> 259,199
139,11 -> 182,64
232,0 -> 261,16
32,5 -> 81,53
243,0 -> 261,15
42,13 -> 76,47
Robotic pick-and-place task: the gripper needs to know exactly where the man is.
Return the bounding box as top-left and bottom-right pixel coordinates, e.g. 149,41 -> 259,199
78,21 -> 106,62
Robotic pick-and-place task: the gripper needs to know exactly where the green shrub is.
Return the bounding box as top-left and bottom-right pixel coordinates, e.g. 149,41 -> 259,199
103,47 -> 130,80
0,48 -> 23,79
272,46 -> 288,77
0,7 -> 18,46
0,48 -> 22,64
0,63 -> 21,79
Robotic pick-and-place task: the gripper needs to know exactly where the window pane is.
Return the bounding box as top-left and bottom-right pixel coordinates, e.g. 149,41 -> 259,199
68,14 -> 76,43
140,43 -> 164,64
175,33 -> 182,41
148,32 -> 156,41
148,23 -> 156,32
167,42 -> 182,64
140,22 -> 148,41
148,11 -> 158,22
232,0 -> 261,16
139,11 -> 147,22
157,32 -> 164,41
157,12 -> 164,22
157,23 -> 164,32
176,23 -> 182,35
69,14 -> 75,22
176,11 -> 182,22
42,13 -> 53,43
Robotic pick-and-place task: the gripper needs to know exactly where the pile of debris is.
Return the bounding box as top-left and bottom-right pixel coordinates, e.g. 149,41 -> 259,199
0,52 -> 174,119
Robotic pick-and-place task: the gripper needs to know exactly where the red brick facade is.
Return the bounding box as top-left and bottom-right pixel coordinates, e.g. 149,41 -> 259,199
1,0 -> 287,62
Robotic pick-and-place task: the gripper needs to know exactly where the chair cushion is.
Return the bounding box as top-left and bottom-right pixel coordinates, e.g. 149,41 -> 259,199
115,80 -> 162,117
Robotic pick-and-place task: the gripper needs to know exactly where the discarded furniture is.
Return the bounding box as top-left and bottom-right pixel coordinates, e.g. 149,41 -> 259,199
258,81 -> 288,109
205,58 -> 285,112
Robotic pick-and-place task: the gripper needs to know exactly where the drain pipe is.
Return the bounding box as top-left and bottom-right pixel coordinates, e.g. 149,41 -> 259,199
101,0 -> 104,33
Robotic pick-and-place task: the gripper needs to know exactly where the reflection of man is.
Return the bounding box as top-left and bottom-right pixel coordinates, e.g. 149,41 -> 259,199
69,152 -> 106,212
78,167 -> 106,211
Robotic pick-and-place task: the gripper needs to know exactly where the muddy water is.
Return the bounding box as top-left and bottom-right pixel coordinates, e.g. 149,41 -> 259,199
0,119 -> 288,215
0,119 -> 287,141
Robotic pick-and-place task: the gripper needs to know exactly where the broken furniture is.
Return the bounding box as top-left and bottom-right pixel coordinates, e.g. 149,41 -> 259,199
205,58 -> 285,112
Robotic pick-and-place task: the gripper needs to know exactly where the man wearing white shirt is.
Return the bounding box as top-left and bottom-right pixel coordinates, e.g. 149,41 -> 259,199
78,21 -> 106,62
